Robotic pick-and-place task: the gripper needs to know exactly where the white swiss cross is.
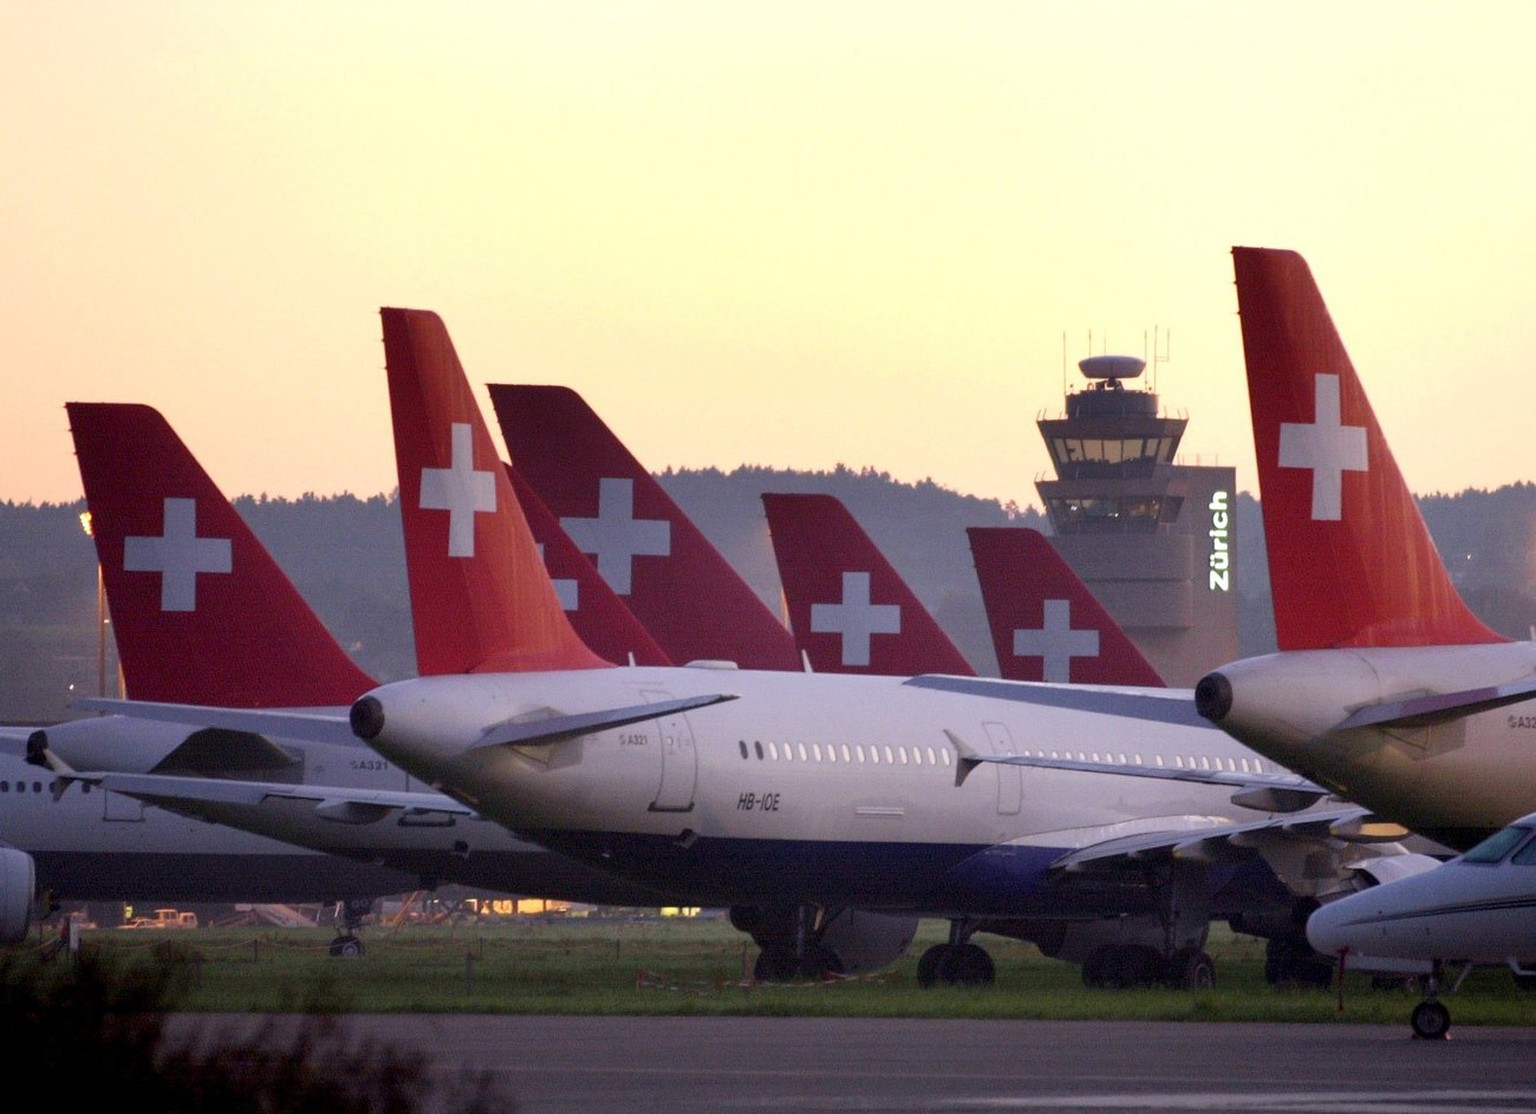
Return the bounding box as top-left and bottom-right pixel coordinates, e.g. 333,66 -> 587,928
811,571 -> 901,667
419,422 -> 496,557
559,477 -> 670,595
1278,374 -> 1368,521
123,497 -> 232,612
1012,599 -> 1099,683
535,542 -> 579,611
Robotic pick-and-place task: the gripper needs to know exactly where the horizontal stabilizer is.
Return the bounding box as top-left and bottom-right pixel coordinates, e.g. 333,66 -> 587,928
1331,678 -> 1536,732
474,693 -> 738,750
71,698 -> 356,746
90,772 -> 476,824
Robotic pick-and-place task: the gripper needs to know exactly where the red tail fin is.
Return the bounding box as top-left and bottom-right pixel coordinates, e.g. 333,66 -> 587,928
1232,247 -> 1504,649
966,527 -> 1165,686
762,492 -> 974,676
507,464 -> 672,666
487,383 -> 800,670
66,402 -> 377,707
380,311 -> 610,674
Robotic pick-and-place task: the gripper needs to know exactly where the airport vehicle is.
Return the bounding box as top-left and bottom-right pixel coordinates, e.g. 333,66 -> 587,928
1193,247 -> 1536,853
967,526 -> 1166,686
331,306 -> 1426,987
1307,813 -> 1536,1038
11,403 -> 669,948
760,491 -> 976,676
487,383 -> 803,671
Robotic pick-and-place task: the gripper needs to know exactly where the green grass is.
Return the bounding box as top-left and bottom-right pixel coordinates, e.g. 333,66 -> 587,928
12,916 -> 1536,1025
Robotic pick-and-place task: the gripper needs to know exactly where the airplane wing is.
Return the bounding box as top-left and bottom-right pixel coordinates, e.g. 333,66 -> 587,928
1049,806 -> 1407,873
943,728 -> 1332,812
83,771 -> 477,825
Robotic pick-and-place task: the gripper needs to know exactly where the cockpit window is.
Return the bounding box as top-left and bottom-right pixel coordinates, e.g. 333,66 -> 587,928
1460,825 -> 1534,864
1512,837 -> 1536,866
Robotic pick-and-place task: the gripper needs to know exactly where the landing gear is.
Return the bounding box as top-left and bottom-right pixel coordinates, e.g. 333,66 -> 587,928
1411,999 -> 1451,1040
1166,946 -> 1216,990
326,898 -> 372,958
916,921 -> 996,987
1410,962 -> 1452,1040
1079,943 -> 1213,989
736,904 -> 850,982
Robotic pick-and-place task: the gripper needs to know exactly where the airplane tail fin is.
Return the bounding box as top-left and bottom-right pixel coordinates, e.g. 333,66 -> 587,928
379,310 -> 611,674
65,402 -> 377,706
762,492 -> 975,676
1231,247 -> 1504,649
487,383 -> 800,670
966,526 -> 1165,686
506,463 -> 672,667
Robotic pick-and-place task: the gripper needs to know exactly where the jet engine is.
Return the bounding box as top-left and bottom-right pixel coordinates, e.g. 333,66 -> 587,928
0,847 -> 36,944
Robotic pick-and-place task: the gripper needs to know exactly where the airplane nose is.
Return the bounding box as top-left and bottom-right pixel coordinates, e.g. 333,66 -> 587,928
350,695 -> 385,741
1194,672 -> 1233,722
1304,898 -> 1352,956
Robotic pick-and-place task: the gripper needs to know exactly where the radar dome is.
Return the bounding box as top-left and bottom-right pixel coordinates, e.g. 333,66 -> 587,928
1078,355 -> 1146,380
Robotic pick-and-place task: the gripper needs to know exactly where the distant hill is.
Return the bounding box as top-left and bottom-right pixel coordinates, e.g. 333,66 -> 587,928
4,474 -> 1533,723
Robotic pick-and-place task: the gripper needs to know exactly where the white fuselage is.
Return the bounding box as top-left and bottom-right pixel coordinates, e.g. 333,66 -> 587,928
1308,814 -> 1536,965
1198,642 -> 1536,849
6,715 -> 669,907
359,665 -> 1330,916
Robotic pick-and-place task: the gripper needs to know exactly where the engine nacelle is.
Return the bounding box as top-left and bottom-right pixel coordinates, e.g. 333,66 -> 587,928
0,848 -> 36,944
817,909 -> 919,976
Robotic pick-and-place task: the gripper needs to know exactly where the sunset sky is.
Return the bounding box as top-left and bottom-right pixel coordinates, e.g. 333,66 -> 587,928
7,3 -> 1536,511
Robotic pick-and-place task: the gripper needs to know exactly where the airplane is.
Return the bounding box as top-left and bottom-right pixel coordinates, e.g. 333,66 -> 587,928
301,305 -> 1432,989
967,527 -> 1167,687
1306,812 -> 1536,1038
1192,247 -> 1536,855
9,402 -> 671,948
486,383 -> 803,672
759,491 -> 976,676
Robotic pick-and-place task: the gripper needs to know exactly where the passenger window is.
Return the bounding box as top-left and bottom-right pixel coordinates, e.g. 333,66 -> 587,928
739,741 -> 748,759
768,742 -> 779,760
842,744 -> 852,763
798,743 -> 808,761
754,741 -> 764,760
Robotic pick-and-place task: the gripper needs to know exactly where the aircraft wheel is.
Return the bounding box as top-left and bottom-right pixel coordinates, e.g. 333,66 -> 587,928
798,943 -> 842,981
1082,945 -> 1112,988
754,946 -> 798,983
916,944 -> 949,988
1410,1000 -> 1451,1040
328,934 -> 364,958
1166,947 -> 1216,990
942,942 -> 995,987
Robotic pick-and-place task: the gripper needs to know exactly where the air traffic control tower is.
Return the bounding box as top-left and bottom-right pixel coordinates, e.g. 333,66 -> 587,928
1035,354 -> 1237,687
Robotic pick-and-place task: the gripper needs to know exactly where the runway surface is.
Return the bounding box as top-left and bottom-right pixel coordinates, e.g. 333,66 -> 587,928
165,1014 -> 1536,1113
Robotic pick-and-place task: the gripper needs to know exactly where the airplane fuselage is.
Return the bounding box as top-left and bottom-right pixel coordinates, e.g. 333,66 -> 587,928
1197,642 -> 1536,850
358,665 -> 1328,917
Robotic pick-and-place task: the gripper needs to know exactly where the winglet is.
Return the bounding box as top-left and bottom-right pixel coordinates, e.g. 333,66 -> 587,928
66,402 -> 377,706
763,492 -> 974,676
967,526 -> 1165,686
380,310 -> 611,675
1232,247 -> 1504,649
